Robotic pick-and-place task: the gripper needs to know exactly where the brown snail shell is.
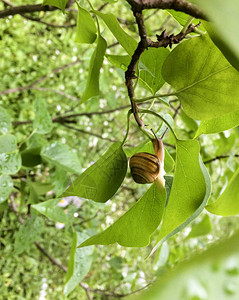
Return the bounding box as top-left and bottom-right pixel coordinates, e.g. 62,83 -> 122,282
129,152 -> 160,184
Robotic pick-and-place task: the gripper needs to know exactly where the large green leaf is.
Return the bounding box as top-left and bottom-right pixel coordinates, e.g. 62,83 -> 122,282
194,0 -> 239,71
206,168 -> 239,216
93,11 -> 137,56
0,134 -> 22,175
64,231 -> 94,297
135,232 -> 239,300
195,108 -> 239,137
75,6 -> 97,44
41,141 -> 81,174
32,198 -> 69,224
42,0 -> 67,11
63,143 -> 127,203
14,216 -> 45,255
0,174 -> 13,203
81,35 -> 107,102
167,9 -> 190,26
33,98 -> 52,134
106,54 -> 131,70
139,48 -> 169,94
79,182 -> 166,248
154,139 -> 211,248
162,35 -> 239,120
0,107 -> 11,135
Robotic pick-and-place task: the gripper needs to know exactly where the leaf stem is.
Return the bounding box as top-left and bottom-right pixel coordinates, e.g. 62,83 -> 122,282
132,92 -> 176,103
182,16 -> 194,34
139,109 -> 178,140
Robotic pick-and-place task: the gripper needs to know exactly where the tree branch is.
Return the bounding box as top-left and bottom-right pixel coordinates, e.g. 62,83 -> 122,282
127,0 -> 207,20
204,154 -> 239,164
0,4 -> 57,18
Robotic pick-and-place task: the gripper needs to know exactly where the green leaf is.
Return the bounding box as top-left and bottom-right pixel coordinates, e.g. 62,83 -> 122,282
162,35 -> 239,120
0,107 -> 11,135
33,98 -> 52,134
206,168 -> 239,216
135,233 -> 239,300
81,35 -> 107,102
0,174 -> 13,203
52,167 -> 69,196
123,140 -> 175,173
139,48 -> 169,94
154,139 -> 211,248
79,182 -> 166,247
41,141 -> 81,174
63,143 -> 127,203
194,0 -> 239,71
32,198 -> 68,224
64,231 -> 94,297
76,6 -> 97,44
187,214 -> 212,239
14,216 -> 44,255
42,0 -> 68,11
93,11 -> 137,56
106,54 -> 131,70
0,134 -> 21,175
167,9 -> 190,26
195,108 -> 239,137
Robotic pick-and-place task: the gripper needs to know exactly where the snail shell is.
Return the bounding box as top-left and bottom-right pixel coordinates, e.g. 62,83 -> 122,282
129,152 -> 160,184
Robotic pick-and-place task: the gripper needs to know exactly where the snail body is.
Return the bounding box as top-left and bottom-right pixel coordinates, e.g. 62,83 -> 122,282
129,137 -> 165,186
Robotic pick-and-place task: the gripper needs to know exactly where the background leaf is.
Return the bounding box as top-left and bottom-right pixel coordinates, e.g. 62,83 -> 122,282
42,0 -> 68,11
75,6 -> 97,44
93,11 -> 137,56
162,35 -> 239,120
14,216 -> 45,255
64,231 -> 94,297
206,168 -> 239,216
0,134 -> 22,175
0,107 -> 11,135
79,182 -> 167,248
81,35 -> 107,102
33,98 -> 52,134
186,214 -> 212,239
63,143 -> 127,203
32,198 -> 69,224
139,48 -> 169,94
41,141 -> 81,174
0,174 -> 13,203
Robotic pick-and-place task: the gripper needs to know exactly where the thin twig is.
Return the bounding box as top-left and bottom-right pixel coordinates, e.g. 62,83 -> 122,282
204,154 -> 239,164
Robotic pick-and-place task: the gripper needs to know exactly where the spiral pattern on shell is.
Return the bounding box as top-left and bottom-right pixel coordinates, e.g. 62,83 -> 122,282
129,152 -> 160,184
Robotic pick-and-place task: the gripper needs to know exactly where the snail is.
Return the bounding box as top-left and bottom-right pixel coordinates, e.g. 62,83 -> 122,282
129,136 -> 165,187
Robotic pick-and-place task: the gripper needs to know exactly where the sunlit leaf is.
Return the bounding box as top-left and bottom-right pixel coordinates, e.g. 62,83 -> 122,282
194,0 -> 239,71
206,168 -> 239,216
0,134 -> 21,175
187,214 -> 212,239
75,6 -> 97,44
139,48 -> 169,94
162,35 -> 239,120
0,174 -> 13,203
167,9 -> 190,26
14,216 -> 45,255
79,182 -> 166,247
41,141 -> 81,174
33,98 -> 52,134
81,35 -> 107,102
63,143 -> 127,203
64,231 -> 94,297
153,139 -> 211,250
0,107 -> 11,135
195,108 -> 239,137
93,11 -> 137,56
106,54 -> 131,70
42,0 -> 68,11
